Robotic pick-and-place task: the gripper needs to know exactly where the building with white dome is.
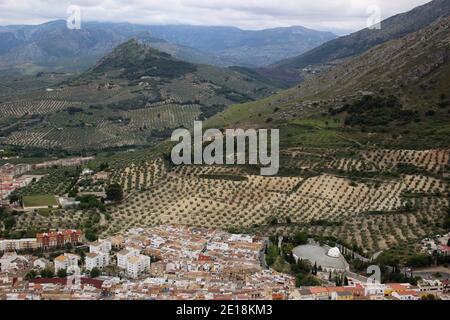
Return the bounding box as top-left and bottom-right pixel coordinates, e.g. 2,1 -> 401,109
292,244 -> 349,273
327,247 -> 341,258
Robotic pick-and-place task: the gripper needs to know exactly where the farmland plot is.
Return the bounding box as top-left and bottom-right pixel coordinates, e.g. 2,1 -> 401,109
122,104 -> 201,131
102,151 -> 448,254
0,100 -> 79,117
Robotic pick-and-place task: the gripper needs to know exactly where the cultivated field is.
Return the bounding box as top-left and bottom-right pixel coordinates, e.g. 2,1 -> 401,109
0,99 -> 79,117
22,195 -> 58,207
95,148 -> 449,254
9,147 -> 449,256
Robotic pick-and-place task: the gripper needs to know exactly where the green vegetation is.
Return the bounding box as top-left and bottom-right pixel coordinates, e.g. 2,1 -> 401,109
40,268 -> 55,278
444,206 -> 450,231
90,267 -> 101,278
77,195 -> 104,211
13,167 -> 80,196
57,269 -> 67,278
22,195 -> 58,207
0,41 -> 277,151
341,95 -> 419,128
106,183 -> 124,202
25,270 -> 38,280
92,40 -> 197,81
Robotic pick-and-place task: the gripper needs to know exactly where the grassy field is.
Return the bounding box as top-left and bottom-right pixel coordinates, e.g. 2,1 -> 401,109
23,195 -> 59,207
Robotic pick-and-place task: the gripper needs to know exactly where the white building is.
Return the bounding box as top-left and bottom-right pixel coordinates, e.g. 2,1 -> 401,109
82,168 -> 93,176
392,291 -> 420,300
126,255 -> 151,279
85,252 -> 110,271
89,240 -> 112,254
229,234 -> 253,243
85,239 -> 112,271
363,282 -> 386,297
33,258 -> 50,270
116,247 -> 150,278
417,279 -> 444,296
206,242 -> 229,251
0,239 -> 38,252
54,253 -> 79,272
117,248 -> 140,269
58,197 -> 80,209
0,252 -> 30,272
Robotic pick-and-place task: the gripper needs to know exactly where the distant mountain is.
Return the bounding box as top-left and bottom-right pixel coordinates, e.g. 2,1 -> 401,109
0,20 -> 227,74
0,21 -> 336,75
134,34 -> 229,67
144,25 -> 336,67
264,0 -> 450,86
208,16 -> 450,149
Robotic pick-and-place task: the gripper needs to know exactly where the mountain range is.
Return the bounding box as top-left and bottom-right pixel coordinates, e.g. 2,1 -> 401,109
0,20 -> 336,75
260,0 -> 450,86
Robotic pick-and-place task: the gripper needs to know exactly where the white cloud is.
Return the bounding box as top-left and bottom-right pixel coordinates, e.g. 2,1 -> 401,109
0,0 -> 432,33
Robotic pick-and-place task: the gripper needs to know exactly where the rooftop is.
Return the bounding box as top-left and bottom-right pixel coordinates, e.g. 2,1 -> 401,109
292,245 -> 349,271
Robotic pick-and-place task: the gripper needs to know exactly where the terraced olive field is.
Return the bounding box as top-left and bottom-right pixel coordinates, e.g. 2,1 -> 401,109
12,147 -> 447,257
93,148 -> 446,255
0,41 -> 279,151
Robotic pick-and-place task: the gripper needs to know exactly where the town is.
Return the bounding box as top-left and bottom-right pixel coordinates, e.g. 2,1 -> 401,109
0,225 -> 448,300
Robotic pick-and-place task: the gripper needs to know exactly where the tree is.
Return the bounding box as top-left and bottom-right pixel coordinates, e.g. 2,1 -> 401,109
406,254 -> 432,268
68,188 -> 78,198
57,269 -> 67,278
40,268 -> 54,278
9,194 -> 20,204
25,270 -> 37,280
292,259 -> 311,275
293,232 -> 308,245
90,267 -> 101,278
85,228 -> 99,242
106,183 -> 123,202
3,215 -> 16,230
265,244 -> 280,266
344,276 -> 349,286
268,216 -> 278,225
99,163 -> 109,171
295,273 -> 320,287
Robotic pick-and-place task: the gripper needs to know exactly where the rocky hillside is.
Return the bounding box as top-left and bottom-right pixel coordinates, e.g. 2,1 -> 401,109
262,0 -> 450,86
208,17 -> 450,149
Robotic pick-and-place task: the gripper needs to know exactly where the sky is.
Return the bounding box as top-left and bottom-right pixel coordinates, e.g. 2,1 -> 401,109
0,0 -> 433,34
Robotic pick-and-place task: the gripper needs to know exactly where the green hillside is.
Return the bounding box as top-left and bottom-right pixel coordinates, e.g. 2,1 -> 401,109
208,17 -> 450,150
0,40 -> 280,151
262,0 -> 450,86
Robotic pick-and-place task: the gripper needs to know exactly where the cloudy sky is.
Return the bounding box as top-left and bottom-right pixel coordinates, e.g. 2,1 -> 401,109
0,0 -> 432,34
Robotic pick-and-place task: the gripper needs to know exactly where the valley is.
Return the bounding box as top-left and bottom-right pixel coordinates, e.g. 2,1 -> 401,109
0,40 -> 279,150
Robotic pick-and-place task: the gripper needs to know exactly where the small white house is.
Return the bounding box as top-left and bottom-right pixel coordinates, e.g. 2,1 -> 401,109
54,253 -> 79,272
82,168 -> 94,176
33,258 -> 49,270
